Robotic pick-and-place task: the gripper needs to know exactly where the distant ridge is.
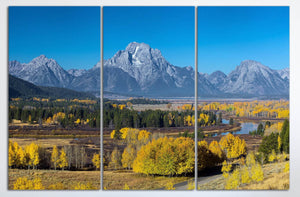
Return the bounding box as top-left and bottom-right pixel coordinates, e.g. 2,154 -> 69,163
9,74 -> 95,99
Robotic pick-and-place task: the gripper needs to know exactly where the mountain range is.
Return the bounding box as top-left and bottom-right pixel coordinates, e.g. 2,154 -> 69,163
9,42 -> 289,98
9,74 -> 95,99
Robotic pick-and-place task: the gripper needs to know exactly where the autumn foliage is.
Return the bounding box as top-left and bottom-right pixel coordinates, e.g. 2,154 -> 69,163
110,128 -> 151,146
219,133 -> 247,159
13,177 -> 44,190
92,153 -> 100,169
9,141 -> 40,169
13,176 -> 97,190
133,137 -> 195,176
223,152 -> 264,189
198,100 -> 289,119
198,140 -> 226,170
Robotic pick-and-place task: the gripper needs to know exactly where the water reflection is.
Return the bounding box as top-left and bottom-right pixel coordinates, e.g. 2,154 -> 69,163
221,119 -> 259,135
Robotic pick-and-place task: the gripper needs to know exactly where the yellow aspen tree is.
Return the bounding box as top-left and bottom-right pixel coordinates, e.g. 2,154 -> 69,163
92,153 -> 100,169
137,129 -> 151,145
120,127 -> 129,139
133,137 -> 194,176
118,104 -> 126,110
125,128 -> 139,145
221,160 -> 232,178
12,142 -> 20,166
237,138 -> 247,156
184,115 -> 193,126
209,140 -> 226,162
251,163 -> 264,182
123,183 -> 130,190
110,130 -> 116,139
25,143 -> 39,169
8,143 -> 15,168
168,112 -> 174,125
51,145 -> 59,170
121,145 -> 136,169
220,134 -> 246,159
16,146 -> 25,167
75,119 -> 81,124
246,152 -> 256,167
284,162 -> 289,173
132,143 -> 149,174
268,149 -> 277,163
225,168 -> 240,190
46,117 -> 52,124
220,133 -> 235,154
58,148 -> 68,170
278,135 -> 282,151
240,167 -> 251,184
109,147 -> 121,170
156,139 -> 177,175
176,137 -> 195,175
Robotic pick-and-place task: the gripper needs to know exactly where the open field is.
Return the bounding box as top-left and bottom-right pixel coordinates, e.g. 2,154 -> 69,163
103,127 -> 194,138
103,170 -> 192,190
10,138 -> 74,148
224,115 -> 287,123
9,169 -> 100,190
9,137 -> 100,150
241,171 -> 289,190
9,124 -> 100,137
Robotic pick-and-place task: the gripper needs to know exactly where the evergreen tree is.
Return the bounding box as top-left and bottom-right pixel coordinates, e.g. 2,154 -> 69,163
280,119 -> 289,153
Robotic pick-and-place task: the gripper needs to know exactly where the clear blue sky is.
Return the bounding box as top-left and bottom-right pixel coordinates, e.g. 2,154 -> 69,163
198,7 -> 289,74
9,7 -> 100,70
104,7 -> 195,68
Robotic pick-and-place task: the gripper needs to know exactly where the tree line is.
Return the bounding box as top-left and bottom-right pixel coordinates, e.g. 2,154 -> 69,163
258,119 -> 289,161
107,128 -> 247,176
199,100 -> 289,119
104,103 -> 220,129
9,140 -> 100,170
9,102 -> 100,128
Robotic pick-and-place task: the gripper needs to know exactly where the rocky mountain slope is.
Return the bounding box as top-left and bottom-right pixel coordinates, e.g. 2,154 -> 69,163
9,43 -> 289,98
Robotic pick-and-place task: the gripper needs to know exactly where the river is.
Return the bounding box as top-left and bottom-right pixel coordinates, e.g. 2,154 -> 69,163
220,119 -> 259,135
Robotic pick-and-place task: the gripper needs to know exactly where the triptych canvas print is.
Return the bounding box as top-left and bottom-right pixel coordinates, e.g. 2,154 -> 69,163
8,6 -> 289,190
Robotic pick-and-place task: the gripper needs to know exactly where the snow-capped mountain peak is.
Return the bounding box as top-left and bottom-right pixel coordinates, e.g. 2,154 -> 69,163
277,67 -> 289,80
8,45 -> 289,98
29,55 -> 55,66
9,55 -> 72,88
219,60 -> 289,96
